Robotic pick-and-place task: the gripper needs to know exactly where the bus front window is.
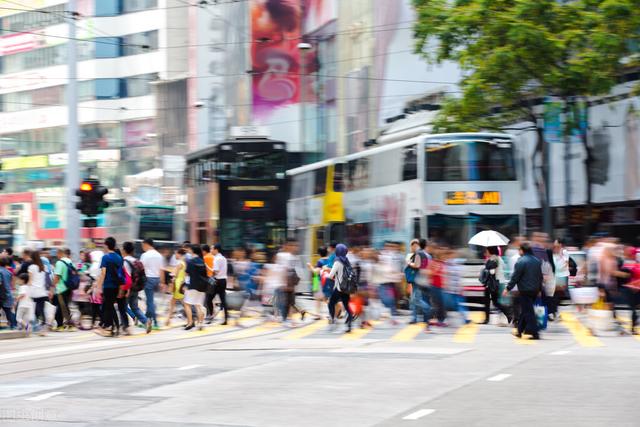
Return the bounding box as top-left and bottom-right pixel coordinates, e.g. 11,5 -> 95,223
426,137 -> 516,181
231,151 -> 286,180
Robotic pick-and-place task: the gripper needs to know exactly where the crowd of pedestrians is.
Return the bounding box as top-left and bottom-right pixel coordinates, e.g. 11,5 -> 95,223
0,232 -> 638,339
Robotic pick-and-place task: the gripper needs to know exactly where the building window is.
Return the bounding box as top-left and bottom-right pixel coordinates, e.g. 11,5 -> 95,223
123,0 -> 158,13
123,30 -> 158,56
95,78 -> 122,99
81,123 -> 122,149
1,41 -> 93,74
1,4 -> 66,32
125,73 -> 157,97
95,0 -> 121,17
95,37 -> 122,58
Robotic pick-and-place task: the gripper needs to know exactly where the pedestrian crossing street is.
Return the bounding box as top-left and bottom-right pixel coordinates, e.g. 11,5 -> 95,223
65,309 -> 640,348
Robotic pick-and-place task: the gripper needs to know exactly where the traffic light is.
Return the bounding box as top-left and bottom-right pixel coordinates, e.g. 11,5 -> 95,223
75,179 -> 109,218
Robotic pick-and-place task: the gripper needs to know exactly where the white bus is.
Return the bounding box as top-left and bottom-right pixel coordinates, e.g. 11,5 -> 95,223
287,132 -> 522,263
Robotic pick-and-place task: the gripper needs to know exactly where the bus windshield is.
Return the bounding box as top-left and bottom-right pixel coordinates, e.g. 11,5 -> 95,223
219,150 -> 286,180
426,136 -> 516,181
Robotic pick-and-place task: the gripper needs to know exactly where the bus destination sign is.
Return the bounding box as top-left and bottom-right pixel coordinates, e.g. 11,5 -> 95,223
445,191 -> 501,205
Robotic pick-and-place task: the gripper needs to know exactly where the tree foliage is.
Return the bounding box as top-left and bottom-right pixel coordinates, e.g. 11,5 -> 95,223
412,0 -> 640,131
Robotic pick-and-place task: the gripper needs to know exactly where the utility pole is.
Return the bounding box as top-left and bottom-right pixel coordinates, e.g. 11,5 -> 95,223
65,0 -> 80,259
564,98 -> 571,241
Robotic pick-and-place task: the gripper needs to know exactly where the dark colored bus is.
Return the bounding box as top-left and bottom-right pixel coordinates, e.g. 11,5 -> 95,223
0,219 -> 14,250
185,138 -> 288,250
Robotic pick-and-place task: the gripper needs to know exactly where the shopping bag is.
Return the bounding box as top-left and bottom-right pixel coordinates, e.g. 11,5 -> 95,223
534,298 -> 547,330
44,301 -> 56,325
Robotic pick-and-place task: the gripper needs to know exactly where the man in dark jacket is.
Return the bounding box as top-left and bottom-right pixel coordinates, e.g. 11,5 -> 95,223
503,242 -> 542,339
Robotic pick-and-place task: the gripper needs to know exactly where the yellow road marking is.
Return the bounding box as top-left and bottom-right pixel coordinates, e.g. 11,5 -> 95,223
514,335 -> 536,345
342,320 -> 381,340
283,320 -> 328,340
468,311 -> 485,324
225,321 -> 281,340
392,323 -> 426,342
453,322 -> 479,343
560,312 -> 604,347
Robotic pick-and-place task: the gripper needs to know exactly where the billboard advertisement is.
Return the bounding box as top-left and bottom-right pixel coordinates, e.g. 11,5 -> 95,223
251,0 -> 302,114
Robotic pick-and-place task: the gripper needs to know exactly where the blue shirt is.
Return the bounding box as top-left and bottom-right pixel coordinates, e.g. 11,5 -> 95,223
100,252 -> 123,289
327,252 -> 336,268
0,267 -> 13,308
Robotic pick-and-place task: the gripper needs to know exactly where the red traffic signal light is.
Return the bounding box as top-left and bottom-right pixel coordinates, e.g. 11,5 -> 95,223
79,182 -> 93,192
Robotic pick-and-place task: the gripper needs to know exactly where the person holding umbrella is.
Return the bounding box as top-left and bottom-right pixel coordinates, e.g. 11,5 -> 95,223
481,247 -> 512,325
469,230 -> 512,325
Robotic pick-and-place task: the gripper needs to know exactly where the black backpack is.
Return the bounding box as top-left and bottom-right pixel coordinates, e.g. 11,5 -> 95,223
340,264 -> 358,295
568,257 -> 577,277
62,260 -> 81,291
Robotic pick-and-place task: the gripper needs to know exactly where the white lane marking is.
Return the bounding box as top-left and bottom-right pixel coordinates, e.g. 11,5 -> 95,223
25,391 -> 64,401
551,350 -> 570,355
0,341 -> 123,361
487,373 -> 512,382
177,364 -> 203,371
403,409 -> 435,420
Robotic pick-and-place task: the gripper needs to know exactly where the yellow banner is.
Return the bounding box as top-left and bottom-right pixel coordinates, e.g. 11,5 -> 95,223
2,155 -> 48,170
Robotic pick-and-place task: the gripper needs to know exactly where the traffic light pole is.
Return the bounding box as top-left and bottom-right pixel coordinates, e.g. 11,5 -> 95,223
65,0 -> 80,259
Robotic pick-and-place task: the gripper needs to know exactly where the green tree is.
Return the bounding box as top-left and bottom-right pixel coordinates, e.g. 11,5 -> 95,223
413,0 -> 640,236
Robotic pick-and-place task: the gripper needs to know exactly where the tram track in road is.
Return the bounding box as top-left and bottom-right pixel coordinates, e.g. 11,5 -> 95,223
1,322 -> 291,380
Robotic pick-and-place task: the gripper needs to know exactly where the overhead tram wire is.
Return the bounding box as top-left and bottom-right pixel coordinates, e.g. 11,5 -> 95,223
0,101 -> 452,148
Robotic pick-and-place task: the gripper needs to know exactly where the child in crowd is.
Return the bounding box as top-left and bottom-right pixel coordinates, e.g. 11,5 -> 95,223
15,273 -> 35,334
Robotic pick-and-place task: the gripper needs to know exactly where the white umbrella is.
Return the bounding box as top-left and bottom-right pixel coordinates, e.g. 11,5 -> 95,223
468,230 -> 510,247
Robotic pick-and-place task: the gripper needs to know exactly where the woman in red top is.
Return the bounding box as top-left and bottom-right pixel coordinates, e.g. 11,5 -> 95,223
427,247 -> 447,326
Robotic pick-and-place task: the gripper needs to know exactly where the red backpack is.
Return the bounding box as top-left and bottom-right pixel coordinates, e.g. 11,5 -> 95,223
125,259 -> 147,292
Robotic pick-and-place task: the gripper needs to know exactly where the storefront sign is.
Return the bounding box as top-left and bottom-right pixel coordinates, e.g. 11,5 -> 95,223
445,191 -> 501,205
48,149 -> 120,166
2,155 -> 48,170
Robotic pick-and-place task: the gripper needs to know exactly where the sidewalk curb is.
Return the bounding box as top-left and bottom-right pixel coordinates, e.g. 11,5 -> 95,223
0,330 -> 27,340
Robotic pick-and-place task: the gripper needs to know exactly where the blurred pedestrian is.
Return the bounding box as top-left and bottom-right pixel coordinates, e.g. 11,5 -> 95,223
202,244 -> 215,322
379,242 -> 401,324
208,244 -> 229,325
444,249 -> 469,325
481,246 -> 512,325
15,273 -> 34,334
327,244 -> 353,333
552,239 -> 570,317
276,239 -> 306,325
0,256 -> 16,329
406,238 -> 432,331
184,245 -> 207,330
122,241 -> 151,333
94,237 -> 124,337
52,248 -> 74,331
166,248 -> 187,327
622,246 -> 640,334
140,238 -> 164,330
427,246 -> 448,327
504,242 -> 542,340
307,246 -> 330,320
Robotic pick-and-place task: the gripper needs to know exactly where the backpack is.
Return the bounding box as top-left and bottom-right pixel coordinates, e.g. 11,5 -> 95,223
339,263 -> 358,295
568,257 -> 577,277
61,260 -> 80,291
44,266 -> 53,291
418,250 -> 430,269
0,272 -> 6,306
286,267 -> 300,291
125,259 -> 147,292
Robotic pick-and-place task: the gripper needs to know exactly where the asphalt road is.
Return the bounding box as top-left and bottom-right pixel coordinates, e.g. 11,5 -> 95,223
1,310 -> 638,427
